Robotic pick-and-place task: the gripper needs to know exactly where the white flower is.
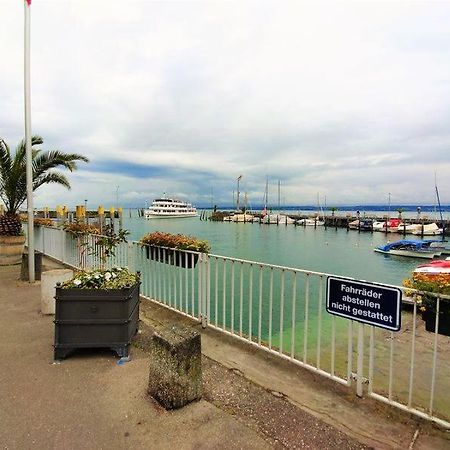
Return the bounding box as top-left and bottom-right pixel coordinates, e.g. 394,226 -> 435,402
104,272 -> 112,281
73,279 -> 81,286
94,274 -> 100,279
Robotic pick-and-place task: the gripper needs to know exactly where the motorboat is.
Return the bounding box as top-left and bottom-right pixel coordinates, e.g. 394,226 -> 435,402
372,221 -> 385,231
423,240 -> 450,254
414,259 -> 450,279
372,218 -> 401,232
144,197 -> 197,218
395,223 -> 422,234
348,219 -> 373,231
262,213 -> 295,225
297,216 -> 325,226
231,213 -> 254,223
385,218 -> 402,232
411,223 -> 443,236
374,239 -> 442,259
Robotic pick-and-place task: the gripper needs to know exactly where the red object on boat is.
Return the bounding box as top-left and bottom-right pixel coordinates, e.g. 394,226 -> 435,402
385,218 -> 401,228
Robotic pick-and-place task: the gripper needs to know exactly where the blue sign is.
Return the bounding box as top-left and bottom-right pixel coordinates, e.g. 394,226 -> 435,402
326,276 -> 402,331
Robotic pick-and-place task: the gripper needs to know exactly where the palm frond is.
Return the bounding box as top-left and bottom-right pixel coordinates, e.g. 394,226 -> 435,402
33,172 -> 71,191
0,139 -> 12,177
33,151 -> 89,177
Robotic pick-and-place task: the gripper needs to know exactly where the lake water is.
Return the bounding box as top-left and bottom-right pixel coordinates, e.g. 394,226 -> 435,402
121,211 -> 434,287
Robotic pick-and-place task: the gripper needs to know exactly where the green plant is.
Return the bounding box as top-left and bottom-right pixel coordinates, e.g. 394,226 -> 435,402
64,222 -> 129,269
140,231 -> 210,253
62,267 -> 139,289
0,136 -> 88,236
93,225 -> 130,267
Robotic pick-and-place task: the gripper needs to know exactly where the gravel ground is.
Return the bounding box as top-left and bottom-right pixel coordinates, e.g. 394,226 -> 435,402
135,319 -> 368,449
202,357 -> 368,449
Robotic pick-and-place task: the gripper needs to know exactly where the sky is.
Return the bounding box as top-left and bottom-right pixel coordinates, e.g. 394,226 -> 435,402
1,0 -> 450,209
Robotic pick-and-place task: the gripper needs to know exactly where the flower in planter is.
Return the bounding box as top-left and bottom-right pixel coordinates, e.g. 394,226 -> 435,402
139,231 -> 210,253
63,221 -> 101,236
62,267 -> 139,290
30,217 -> 54,227
403,273 -> 450,317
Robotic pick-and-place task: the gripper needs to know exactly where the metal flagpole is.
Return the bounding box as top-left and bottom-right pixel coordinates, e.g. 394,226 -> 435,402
24,0 -> 35,282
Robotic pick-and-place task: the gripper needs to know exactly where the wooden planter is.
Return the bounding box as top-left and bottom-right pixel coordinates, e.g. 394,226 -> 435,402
0,235 -> 26,266
54,283 -> 140,360
144,245 -> 199,269
423,310 -> 450,337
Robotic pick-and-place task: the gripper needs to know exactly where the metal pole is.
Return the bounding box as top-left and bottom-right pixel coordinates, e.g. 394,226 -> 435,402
236,176 -> 241,212
356,323 -> 364,397
24,0 -> 35,283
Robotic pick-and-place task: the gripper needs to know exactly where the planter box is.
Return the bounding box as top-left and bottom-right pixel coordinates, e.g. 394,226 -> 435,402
423,310 -> 450,337
144,245 -> 199,269
0,235 -> 26,266
54,283 -> 140,359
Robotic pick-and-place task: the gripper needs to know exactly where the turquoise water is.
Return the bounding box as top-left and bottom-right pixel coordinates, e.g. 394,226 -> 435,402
122,212 -> 424,286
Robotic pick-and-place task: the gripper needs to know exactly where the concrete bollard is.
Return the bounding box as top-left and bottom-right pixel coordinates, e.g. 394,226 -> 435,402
40,269 -> 73,315
20,251 -> 43,281
148,325 -> 202,409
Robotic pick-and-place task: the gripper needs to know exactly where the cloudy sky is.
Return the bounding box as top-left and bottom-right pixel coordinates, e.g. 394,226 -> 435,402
1,0 -> 450,208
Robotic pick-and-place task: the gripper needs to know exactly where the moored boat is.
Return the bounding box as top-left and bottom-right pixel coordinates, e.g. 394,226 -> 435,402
262,213 -> 295,224
297,216 -> 325,226
372,220 -> 385,231
348,219 -> 373,231
231,213 -> 254,222
385,218 -> 402,233
411,223 -> 443,236
396,223 -> 422,234
413,259 -> 450,279
374,239 -> 442,259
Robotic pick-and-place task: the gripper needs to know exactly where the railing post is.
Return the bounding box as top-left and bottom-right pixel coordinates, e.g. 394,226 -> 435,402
42,226 -> 46,255
201,253 -> 208,328
356,322 -> 364,397
127,242 -> 134,272
61,227 -> 66,263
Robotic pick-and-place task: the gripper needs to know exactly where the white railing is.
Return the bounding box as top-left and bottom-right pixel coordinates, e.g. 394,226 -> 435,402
33,226 -> 450,428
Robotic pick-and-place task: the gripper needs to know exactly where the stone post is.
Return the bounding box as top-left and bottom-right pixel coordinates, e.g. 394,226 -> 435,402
148,326 -> 202,409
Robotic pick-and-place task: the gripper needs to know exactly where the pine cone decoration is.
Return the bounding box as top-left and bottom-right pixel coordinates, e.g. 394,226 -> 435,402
0,214 -> 23,236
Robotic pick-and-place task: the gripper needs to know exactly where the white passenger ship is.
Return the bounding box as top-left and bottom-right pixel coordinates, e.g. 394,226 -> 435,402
144,197 -> 198,218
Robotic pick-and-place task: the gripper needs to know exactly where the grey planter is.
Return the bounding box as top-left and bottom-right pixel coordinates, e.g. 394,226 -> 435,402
54,283 -> 140,360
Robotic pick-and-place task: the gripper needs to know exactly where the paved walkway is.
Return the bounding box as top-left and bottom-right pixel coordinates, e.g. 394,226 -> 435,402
1,260 -> 449,449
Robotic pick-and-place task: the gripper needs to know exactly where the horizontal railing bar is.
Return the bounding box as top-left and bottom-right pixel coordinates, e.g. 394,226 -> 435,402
369,392 -> 450,429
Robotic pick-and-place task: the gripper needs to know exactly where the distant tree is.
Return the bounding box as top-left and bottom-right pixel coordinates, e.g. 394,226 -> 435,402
329,206 -> 338,217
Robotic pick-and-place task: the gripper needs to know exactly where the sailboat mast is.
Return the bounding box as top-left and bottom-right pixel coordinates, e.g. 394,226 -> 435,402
237,175 -> 242,211
265,176 -> 269,210
278,180 -> 281,211
435,173 -> 444,227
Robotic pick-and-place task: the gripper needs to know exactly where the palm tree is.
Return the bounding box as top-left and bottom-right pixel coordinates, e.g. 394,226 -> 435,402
0,135 -> 89,215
